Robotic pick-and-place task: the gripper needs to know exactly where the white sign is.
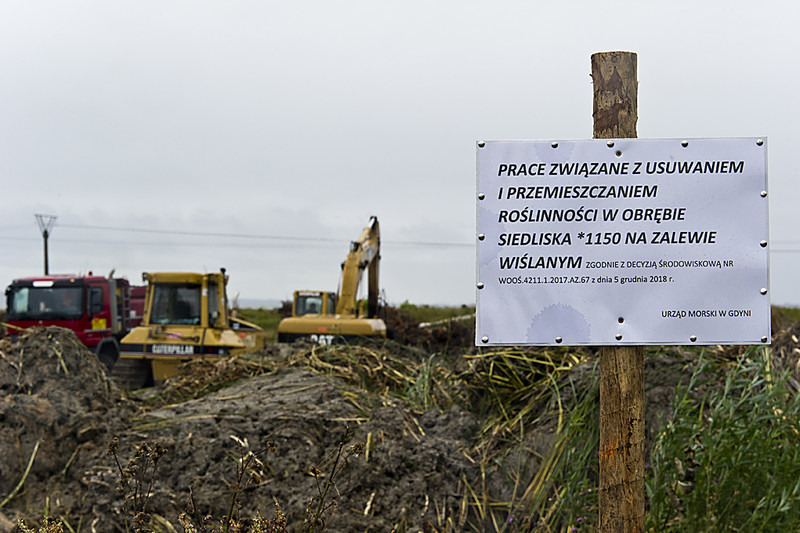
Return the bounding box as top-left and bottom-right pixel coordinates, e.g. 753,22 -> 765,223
476,138 -> 770,346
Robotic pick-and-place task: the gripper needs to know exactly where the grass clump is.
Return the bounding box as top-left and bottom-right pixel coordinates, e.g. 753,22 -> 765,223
290,340 -> 461,414
457,348 -> 599,531
647,346 -> 800,532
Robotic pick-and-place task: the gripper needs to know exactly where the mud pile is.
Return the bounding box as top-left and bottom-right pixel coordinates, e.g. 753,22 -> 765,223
2,323 -> 795,532
128,371 -> 480,532
0,327 -> 136,529
0,328 -> 484,532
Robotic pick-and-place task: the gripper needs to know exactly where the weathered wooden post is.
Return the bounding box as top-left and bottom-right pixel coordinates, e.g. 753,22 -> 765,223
592,51 -> 645,532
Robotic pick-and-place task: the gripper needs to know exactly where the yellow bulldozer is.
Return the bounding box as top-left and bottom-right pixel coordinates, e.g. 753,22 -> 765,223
277,216 -> 387,345
115,268 -> 265,388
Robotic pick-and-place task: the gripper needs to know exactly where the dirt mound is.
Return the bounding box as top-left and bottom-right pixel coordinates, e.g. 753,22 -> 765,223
101,369 -> 480,532
0,329 -> 482,531
0,327 -> 136,527
4,323 -> 793,531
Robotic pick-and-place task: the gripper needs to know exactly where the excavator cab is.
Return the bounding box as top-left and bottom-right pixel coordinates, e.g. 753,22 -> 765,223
293,290 -> 336,316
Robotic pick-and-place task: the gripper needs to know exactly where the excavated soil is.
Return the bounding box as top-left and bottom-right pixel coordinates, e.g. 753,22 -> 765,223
1,322 -> 798,532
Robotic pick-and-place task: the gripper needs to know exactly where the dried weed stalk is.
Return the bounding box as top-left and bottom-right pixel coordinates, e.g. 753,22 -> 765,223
304,435 -> 364,533
180,435 -> 286,533
107,436 -> 167,533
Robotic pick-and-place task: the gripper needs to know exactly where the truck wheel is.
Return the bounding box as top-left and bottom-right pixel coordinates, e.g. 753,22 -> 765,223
110,358 -> 154,390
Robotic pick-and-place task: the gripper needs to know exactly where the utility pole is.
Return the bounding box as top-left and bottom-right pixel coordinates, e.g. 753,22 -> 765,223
592,51 -> 645,533
35,214 -> 57,275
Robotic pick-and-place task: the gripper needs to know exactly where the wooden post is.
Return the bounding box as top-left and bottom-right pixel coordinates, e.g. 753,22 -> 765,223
592,51 -> 645,533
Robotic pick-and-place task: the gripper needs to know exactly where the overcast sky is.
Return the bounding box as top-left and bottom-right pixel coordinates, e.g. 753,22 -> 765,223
2,1 -> 798,308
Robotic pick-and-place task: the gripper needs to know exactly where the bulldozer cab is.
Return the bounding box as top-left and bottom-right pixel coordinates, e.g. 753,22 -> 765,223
143,272 -> 226,328
150,284 -> 201,325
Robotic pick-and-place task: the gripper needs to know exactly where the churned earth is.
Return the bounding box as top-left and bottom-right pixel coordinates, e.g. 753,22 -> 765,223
0,316 -> 798,532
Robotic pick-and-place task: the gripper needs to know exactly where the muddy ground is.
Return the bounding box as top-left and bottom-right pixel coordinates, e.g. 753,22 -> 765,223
1,319 -> 798,532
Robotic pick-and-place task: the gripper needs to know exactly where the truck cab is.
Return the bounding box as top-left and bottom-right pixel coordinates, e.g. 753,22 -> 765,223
4,274 -> 137,370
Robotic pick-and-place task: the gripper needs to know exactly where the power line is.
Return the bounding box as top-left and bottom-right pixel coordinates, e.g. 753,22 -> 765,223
0,236 -> 339,249
0,224 -> 37,231
56,223 -> 475,248
4,234 -> 800,254
0,228 -> 475,249
59,223 -> 339,242
5,223 -> 800,252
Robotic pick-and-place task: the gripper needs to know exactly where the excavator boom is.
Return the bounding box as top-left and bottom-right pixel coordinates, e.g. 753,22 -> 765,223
336,216 -> 380,317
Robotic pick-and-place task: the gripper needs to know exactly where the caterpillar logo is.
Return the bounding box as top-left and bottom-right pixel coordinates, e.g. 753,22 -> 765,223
151,344 -> 195,355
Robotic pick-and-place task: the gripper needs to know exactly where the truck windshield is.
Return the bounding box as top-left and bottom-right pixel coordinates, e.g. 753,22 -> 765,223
7,286 -> 84,320
150,284 -> 202,325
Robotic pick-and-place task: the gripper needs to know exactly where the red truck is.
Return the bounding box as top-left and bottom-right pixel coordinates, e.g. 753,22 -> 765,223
4,273 -> 144,370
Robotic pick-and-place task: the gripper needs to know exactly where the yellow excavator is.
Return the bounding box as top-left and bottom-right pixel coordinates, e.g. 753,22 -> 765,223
115,268 -> 265,388
278,216 -> 387,345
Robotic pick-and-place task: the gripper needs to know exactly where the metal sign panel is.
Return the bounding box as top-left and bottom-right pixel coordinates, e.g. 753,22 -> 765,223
476,138 -> 770,346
